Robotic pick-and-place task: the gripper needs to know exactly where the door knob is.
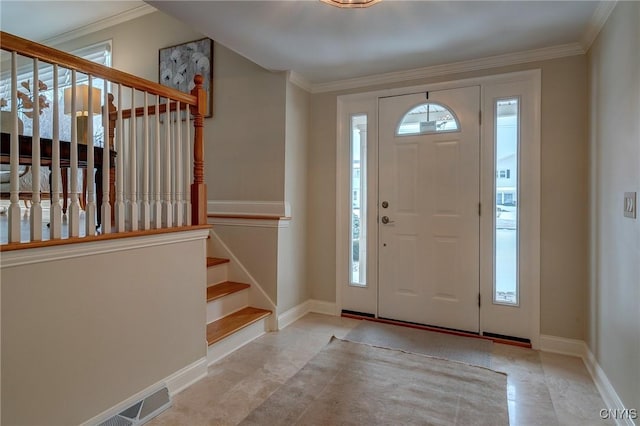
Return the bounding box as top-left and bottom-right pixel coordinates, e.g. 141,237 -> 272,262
381,216 -> 394,224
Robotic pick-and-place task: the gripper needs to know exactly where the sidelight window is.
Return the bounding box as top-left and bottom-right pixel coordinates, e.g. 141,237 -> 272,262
494,98 -> 519,305
350,114 -> 367,286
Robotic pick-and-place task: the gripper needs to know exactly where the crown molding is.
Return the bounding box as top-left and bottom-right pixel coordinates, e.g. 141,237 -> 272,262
42,4 -> 157,47
287,71 -> 313,93
581,0 -> 617,51
310,42 -> 585,93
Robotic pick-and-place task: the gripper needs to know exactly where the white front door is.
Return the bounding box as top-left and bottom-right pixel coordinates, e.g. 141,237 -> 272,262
378,86 -> 481,332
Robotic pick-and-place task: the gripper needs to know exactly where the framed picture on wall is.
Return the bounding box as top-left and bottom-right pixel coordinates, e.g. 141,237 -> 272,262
159,38 -> 213,117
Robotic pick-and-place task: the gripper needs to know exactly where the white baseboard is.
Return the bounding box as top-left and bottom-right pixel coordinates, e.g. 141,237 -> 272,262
583,348 -> 637,426
540,335 -> 636,426
277,299 -> 339,330
80,357 -> 207,426
539,334 -> 587,358
310,299 -> 338,316
165,357 -> 208,395
278,300 -> 311,329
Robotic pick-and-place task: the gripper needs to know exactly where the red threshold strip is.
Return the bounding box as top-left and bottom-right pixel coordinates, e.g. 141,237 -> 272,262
341,312 -> 532,349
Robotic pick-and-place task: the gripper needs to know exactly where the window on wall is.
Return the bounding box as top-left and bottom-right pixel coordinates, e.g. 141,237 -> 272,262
396,102 -> 459,136
350,114 -> 367,286
495,98 -> 519,305
0,41 -> 112,145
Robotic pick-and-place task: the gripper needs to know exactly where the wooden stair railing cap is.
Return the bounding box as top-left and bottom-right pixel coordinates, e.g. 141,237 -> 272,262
0,31 -> 197,106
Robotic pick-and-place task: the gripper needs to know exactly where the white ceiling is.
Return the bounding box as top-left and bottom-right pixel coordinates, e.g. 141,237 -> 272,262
1,1 -> 603,86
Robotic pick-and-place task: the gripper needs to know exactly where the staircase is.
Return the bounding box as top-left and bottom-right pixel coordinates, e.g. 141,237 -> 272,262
205,257 -> 272,365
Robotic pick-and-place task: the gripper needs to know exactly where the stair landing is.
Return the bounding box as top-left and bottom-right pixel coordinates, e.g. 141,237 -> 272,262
206,307 -> 271,346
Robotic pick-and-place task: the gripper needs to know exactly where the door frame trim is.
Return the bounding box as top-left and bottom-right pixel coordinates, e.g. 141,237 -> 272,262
335,70 -> 541,348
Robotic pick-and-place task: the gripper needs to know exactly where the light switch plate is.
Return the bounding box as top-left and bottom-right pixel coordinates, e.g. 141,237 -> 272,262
624,192 -> 636,219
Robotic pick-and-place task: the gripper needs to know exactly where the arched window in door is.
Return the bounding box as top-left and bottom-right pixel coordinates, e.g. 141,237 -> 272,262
396,102 -> 460,136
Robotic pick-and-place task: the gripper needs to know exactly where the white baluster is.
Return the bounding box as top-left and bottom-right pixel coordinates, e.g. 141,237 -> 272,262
170,107 -> 176,225
114,84 -> 125,232
7,52 -> 20,243
85,76 -> 96,235
7,52 -> 21,243
163,100 -> 172,227
153,96 -> 162,228
49,64 -> 62,239
30,59 -> 43,241
174,102 -> 183,226
128,87 -> 138,231
68,71 -> 80,237
184,108 -> 192,226
140,92 -> 150,229
101,80 -> 111,234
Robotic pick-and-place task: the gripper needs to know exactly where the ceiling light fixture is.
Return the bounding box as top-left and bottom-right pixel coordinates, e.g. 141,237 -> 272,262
321,0 -> 381,8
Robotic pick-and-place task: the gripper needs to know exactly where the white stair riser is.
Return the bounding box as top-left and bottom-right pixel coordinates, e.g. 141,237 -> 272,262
207,263 -> 228,286
206,289 -> 249,323
207,318 -> 268,366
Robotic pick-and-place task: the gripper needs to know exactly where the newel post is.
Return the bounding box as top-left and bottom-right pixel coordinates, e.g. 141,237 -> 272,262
190,74 -> 207,225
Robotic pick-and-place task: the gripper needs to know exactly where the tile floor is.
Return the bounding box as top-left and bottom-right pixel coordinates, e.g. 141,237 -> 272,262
149,313 -> 611,426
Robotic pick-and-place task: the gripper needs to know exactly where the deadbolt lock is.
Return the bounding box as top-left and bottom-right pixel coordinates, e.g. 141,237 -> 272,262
381,201 -> 389,208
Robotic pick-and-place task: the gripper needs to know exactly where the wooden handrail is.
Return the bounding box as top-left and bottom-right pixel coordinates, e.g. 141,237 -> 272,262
0,31 -> 197,106
113,101 -> 190,120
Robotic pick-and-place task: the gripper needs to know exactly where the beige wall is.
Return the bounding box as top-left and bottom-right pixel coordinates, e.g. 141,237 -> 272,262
212,80 -> 311,315
587,1 -> 640,411
307,93 -> 338,304
214,225 -> 279,303
307,55 -> 589,340
277,81 -> 311,313
206,51 -> 287,201
1,238 -> 206,425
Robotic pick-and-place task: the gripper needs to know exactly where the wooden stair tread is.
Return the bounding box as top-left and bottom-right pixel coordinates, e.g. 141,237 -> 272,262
207,281 -> 250,302
207,257 -> 230,267
207,307 -> 271,346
